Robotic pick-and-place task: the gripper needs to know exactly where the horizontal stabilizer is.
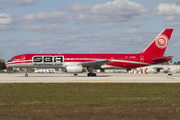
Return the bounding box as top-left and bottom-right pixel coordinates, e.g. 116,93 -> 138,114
151,56 -> 173,61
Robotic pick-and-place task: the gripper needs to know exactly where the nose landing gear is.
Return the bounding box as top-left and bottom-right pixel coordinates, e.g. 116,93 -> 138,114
25,70 -> 28,77
25,73 -> 28,77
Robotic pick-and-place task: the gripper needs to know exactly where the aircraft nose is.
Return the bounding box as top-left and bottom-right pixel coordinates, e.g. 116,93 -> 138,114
6,61 -> 11,67
5,62 -> 9,66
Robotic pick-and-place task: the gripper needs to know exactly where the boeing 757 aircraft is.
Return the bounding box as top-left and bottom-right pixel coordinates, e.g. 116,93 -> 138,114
6,29 -> 173,77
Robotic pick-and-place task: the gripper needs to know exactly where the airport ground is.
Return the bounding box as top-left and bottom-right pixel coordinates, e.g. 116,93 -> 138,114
1,73 -> 180,119
0,72 -> 180,83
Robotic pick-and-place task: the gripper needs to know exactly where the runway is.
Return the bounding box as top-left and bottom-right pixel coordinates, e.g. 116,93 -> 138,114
0,73 -> 180,83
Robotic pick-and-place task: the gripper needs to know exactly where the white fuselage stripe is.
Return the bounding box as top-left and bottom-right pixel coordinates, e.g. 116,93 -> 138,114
110,60 -> 152,65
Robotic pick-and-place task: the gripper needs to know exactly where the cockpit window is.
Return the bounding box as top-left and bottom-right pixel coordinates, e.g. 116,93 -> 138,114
10,58 -> 16,61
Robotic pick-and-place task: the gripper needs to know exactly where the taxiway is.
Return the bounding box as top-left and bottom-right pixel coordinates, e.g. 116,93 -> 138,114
0,73 -> 180,83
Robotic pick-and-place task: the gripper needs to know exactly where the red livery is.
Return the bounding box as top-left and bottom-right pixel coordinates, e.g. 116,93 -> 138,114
6,29 -> 173,77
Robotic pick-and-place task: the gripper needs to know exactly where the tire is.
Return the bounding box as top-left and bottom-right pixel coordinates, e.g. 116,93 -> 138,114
87,73 -> 91,76
25,74 -> 28,77
87,73 -> 96,77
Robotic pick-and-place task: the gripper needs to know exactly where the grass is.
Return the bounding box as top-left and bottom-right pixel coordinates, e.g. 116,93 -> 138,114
0,83 -> 180,120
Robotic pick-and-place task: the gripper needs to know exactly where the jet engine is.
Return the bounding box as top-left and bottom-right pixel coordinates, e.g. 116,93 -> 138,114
65,65 -> 86,73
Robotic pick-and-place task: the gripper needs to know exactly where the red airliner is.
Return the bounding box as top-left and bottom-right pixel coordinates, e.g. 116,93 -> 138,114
6,29 -> 173,77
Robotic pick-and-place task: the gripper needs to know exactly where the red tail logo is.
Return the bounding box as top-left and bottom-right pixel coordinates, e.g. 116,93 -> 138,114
155,35 -> 168,49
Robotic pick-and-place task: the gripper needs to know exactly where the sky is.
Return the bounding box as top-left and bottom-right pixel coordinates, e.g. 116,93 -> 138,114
0,0 -> 180,62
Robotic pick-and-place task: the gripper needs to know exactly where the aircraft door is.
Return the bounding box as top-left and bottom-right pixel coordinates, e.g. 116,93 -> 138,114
110,57 -> 114,63
21,55 -> 25,63
140,55 -> 144,62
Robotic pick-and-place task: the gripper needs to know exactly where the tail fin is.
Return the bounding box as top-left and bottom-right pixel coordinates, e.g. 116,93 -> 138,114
142,29 -> 173,56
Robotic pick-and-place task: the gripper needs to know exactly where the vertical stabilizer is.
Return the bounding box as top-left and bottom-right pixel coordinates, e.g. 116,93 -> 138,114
142,29 -> 173,56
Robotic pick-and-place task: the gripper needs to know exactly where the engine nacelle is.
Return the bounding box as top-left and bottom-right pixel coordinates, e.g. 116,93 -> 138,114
65,65 -> 86,73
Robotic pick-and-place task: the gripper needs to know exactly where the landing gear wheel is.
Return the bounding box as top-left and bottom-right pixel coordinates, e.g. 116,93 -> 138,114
92,73 -> 97,76
87,73 -> 97,77
25,73 -> 28,77
74,74 -> 78,76
87,73 -> 91,76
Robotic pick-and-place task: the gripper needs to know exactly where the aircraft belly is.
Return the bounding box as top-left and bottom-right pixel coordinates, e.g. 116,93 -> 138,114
7,63 -> 34,68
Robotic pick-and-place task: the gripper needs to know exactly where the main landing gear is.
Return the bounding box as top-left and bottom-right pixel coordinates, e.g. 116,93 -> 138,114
87,73 -> 96,76
87,67 -> 97,77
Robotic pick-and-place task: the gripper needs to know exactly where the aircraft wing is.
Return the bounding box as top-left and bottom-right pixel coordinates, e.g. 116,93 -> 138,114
151,56 -> 173,61
81,60 -> 109,67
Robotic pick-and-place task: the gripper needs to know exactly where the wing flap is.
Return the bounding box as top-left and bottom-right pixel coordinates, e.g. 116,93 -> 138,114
81,60 -> 108,67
